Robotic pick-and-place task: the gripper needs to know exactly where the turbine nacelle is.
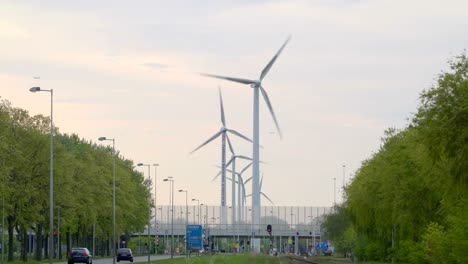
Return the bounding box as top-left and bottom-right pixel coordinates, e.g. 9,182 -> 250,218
250,81 -> 261,88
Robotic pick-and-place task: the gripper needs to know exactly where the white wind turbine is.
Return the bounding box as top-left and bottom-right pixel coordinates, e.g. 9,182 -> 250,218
245,174 -> 274,206
201,35 -> 291,227
213,155 -> 252,224
216,159 -> 252,223
190,87 -> 252,224
225,174 -> 247,223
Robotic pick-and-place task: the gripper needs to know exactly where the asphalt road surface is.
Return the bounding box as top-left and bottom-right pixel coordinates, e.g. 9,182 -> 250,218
62,254 -> 182,264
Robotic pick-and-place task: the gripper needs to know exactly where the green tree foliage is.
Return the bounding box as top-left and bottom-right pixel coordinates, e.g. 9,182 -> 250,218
322,53 -> 468,263
0,99 -> 150,261
322,205 -> 356,257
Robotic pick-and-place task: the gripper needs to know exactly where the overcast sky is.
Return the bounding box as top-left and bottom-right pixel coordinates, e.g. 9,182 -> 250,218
1,0 -> 467,207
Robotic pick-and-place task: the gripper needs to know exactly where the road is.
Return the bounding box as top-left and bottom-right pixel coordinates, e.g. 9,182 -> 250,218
62,254 -> 183,264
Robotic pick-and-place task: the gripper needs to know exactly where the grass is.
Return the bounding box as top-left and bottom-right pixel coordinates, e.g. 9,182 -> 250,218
152,254 -> 282,264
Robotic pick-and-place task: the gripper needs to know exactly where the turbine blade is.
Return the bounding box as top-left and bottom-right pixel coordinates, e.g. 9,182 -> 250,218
261,192 -> 274,205
225,156 -> 234,168
200,73 -> 256,85
237,155 -> 252,161
260,174 -> 263,190
212,170 -> 222,182
260,86 -> 283,139
226,134 -> 235,155
225,167 -> 240,176
218,87 -> 226,127
237,174 -> 246,195
226,177 -> 238,184
227,129 -> 253,143
190,130 -> 224,154
259,35 -> 291,81
240,162 -> 253,174
244,176 -> 253,184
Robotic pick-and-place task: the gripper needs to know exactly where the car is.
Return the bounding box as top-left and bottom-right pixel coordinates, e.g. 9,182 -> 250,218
116,248 -> 134,262
68,248 -> 92,264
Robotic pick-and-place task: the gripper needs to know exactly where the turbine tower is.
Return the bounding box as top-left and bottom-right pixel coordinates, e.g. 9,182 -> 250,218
224,163 -> 252,222
201,36 -> 291,228
190,88 -> 252,224
215,155 -> 252,223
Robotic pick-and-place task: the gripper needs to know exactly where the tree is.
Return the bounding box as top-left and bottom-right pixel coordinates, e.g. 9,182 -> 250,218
334,53 -> 468,262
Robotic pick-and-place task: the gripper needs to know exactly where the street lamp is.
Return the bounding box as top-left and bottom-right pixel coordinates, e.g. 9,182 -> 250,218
30,86 -> 54,264
157,207 -> 164,251
98,136 -> 116,264
163,178 -> 174,259
333,177 -> 336,208
178,190 -> 188,256
137,163 -> 151,263
192,198 -> 200,225
152,164 -> 159,255
342,164 -> 346,189
200,204 -> 208,225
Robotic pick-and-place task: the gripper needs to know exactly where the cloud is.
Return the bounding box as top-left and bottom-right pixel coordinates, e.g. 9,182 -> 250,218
142,62 -> 168,70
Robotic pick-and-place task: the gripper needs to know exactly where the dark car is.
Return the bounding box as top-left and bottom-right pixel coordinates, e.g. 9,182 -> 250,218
68,248 -> 92,264
117,248 -> 134,262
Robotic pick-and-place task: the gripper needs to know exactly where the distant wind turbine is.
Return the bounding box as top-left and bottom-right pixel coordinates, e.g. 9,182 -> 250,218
190,87 -> 252,224
214,154 -> 252,223
201,35 -> 291,227
245,174 -> 274,205
216,157 -> 252,223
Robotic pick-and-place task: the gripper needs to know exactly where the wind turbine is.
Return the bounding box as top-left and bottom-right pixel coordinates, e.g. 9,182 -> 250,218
201,35 -> 291,227
225,173 -> 247,223
245,174 -> 274,205
216,159 -> 252,223
214,154 -> 252,224
190,87 -> 252,224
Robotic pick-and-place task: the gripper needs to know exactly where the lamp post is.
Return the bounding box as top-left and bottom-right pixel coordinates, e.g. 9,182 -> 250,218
98,136 -> 116,264
163,177 -> 174,259
342,164 -> 346,204
152,164 -> 159,255
30,86 -> 54,264
342,164 -> 346,189
192,199 -> 200,225
200,204 -> 208,225
333,177 -> 336,209
57,207 -> 61,259
178,190 -> 188,256
157,207 -> 162,251
248,208 -> 253,243
137,163 -> 151,263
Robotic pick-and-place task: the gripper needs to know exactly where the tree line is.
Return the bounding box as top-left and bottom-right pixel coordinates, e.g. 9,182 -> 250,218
0,100 -> 150,261
322,54 -> 467,263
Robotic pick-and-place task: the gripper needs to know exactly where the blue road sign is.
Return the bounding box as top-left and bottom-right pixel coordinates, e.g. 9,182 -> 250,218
186,224 -> 203,250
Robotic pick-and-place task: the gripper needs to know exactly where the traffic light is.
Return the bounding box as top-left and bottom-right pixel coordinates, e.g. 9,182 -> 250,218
267,224 -> 272,235
247,240 -> 250,246
292,236 -> 295,246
